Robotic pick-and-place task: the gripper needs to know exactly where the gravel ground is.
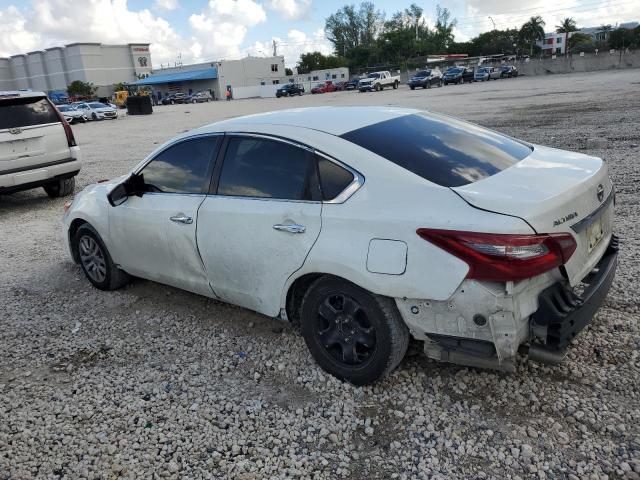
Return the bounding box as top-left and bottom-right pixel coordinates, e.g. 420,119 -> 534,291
1,68 -> 639,479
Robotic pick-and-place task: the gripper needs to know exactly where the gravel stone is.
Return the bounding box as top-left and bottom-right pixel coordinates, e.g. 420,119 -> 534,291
0,69 -> 638,479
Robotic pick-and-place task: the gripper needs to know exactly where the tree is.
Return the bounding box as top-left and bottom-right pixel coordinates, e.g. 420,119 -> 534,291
597,24 -> 613,42
285,67 -> 293,76
520,16 -> 546,55
325,2 -> 383,57
556,17 -> 577,33
113,82 -> 128,92
296,52 -> 347,74
568,32 -> 595,52
555,17 -> 578,54
433,5 -> 456,51
608,27 -> 638,50
67,80 -> 96,97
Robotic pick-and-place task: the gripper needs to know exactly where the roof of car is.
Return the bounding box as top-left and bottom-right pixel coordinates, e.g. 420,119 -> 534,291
0,90 -> 47,99
206,106 -> 421,136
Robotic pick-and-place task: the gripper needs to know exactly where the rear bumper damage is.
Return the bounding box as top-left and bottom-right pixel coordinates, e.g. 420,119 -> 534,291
396,235 -> 618,371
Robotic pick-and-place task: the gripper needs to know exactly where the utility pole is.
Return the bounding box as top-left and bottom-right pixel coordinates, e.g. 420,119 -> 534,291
272,40 -> 277,57
488,16 -> 496,31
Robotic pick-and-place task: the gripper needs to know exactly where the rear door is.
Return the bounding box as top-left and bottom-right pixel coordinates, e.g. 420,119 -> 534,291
108,135 -> 221,296
0,95 -> 68,175
197,134 -> 322,316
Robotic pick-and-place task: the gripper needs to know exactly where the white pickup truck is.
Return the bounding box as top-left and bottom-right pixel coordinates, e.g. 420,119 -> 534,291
358,71 -> 400,92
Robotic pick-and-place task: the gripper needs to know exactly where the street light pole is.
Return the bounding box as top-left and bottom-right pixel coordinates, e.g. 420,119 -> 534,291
488,16 -> 496,30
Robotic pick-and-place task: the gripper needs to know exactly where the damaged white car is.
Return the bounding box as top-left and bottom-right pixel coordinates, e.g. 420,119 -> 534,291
63,107 -> 618,385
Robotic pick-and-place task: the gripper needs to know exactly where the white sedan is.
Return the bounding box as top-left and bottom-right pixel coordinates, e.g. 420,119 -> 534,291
63,107 -> 618,385
73,102 -> 118,120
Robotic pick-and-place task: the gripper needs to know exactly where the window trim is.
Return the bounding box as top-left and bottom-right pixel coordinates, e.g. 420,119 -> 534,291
133,133 -> 223,195
209,132 -> 364,204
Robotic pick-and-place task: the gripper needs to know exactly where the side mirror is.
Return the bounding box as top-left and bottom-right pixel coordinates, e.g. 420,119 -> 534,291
107,182 -> 128,207
107,173 -> 144,207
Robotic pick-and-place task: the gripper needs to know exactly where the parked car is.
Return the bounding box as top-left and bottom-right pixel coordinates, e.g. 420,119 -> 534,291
474,66 -> 501,82
501,65 -> 519,78
64,106 -> 617,385
185,91 -> 213,103
334,81 -> 348,91
276,84 -> 305,97
443,67 -> 474,85
345,79 -> 360,90
1,90 -> 79,197
311,81 -> 336,94
74,102 -> 118,120
57,104 -> 88,124
358,71 -> 400,92
407,69 -> 443,89
161,93 -> 187,105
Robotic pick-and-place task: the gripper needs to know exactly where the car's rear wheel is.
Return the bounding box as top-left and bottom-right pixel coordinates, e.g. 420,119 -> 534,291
44,177 -> 75,198
393,80 -> 399,89
410,86 -> 415,90
73,224 -> 130,291
91,112 -> 98,120
300,276 -> 409,385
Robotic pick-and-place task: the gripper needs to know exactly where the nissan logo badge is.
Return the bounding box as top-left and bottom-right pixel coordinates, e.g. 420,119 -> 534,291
9,127 -> 22,135
597,184 -> 604,202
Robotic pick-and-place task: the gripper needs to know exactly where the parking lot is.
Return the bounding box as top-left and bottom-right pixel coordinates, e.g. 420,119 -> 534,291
1,68 -> 639,479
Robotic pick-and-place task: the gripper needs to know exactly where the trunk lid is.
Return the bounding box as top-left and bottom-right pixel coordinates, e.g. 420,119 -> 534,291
453,144 -> 614,285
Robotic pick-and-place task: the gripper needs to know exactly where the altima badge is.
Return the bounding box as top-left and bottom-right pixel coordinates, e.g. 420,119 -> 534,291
597,184 -> 604,202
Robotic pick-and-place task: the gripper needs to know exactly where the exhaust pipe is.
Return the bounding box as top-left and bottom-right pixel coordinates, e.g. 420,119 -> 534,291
527,344 -> 567,365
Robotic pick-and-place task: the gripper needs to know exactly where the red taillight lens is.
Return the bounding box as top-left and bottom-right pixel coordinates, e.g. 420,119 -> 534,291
416,229 -> 577,282
48,99 -> 77,147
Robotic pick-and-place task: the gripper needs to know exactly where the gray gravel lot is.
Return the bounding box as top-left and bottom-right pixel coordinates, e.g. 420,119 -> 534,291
1,68 -> 639,479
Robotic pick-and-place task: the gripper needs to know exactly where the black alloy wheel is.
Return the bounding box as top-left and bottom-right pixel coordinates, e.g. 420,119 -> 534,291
300,277 -> 409,385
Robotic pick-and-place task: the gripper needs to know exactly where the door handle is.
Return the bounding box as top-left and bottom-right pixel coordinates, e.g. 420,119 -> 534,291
170,214 -> 193,224
273,223 -> 306,234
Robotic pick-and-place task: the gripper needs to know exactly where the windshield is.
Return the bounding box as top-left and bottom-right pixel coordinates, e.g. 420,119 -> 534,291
340,112 -> 532,187
501,66 -> 511,71
367,73 -> 381,78
447,68 -> 463,74
89,102 -> 107,108
477,68 -> 488,73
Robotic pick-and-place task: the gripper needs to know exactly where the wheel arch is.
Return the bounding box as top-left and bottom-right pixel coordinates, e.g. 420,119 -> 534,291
68,218 -> 88,263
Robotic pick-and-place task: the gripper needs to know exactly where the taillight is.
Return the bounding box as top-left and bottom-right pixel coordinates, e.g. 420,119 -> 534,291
48,99 -> 77,147
416,229 -> 577,282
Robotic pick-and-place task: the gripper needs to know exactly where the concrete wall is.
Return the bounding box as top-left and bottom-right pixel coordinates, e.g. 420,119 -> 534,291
492,51 -> 640,76
293,67 -> 350,83
44,48 -> 68,91
0,58 -> 13,90
216,56 -> 285,98
0,43 -> 150,96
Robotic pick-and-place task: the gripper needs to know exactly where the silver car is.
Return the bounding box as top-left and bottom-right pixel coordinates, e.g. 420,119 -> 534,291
474,67 -> 501,82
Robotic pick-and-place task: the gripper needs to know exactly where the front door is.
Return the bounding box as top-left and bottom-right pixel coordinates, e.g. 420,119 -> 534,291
197,135 -> 322,316
109,135 -> 220,297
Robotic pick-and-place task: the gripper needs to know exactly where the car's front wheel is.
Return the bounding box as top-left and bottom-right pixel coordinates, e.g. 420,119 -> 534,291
300,276 -> 409,385
44,177 -> 75,198
73,223 -> 131,291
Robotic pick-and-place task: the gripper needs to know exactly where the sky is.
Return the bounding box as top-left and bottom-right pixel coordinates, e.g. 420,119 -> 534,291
0,0 -> 637,67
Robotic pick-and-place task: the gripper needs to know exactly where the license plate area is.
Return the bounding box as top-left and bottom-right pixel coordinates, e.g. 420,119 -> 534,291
586,217 -> 605,253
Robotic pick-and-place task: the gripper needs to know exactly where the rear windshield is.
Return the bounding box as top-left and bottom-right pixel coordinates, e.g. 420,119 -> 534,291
340,112 -> 532,187
415,70 -> 430,76
0,96 -> 59,130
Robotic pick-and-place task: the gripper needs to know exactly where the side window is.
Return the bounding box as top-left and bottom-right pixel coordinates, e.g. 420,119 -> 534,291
317,156 -> 355,201
217,137 -> 318,200
140,136 -> 219,193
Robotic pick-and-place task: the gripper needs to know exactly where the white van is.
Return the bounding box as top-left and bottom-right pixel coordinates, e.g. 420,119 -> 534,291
0,91 -> 80,197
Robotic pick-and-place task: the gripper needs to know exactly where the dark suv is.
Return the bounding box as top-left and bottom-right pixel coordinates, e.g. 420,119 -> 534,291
276,84 -> 305,97
443,67 -> 474,85
408,69 -> 443,89
500,65 -> 519,78
161,93 -> 187,105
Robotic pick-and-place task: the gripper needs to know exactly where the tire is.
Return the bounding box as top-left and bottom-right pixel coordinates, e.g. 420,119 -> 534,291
426,82 -> 431,89
73,223 -> 131,291
393,80 -> 399,89
460,78 -> 463,85
300,276 -> 410,385
92,112 -> 98,120
410,86 -> 415,90
170,100 -> 175,105
375,84 -> 381,92
43,176 -> 75,198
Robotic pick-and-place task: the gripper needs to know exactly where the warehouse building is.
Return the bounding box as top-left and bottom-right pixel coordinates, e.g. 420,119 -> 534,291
132,56 -> 286,101
0,43 -> 152,96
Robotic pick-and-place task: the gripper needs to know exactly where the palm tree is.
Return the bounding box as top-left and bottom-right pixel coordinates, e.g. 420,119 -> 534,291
597,24 -> 613,41
556,17 -> 577,33
521,16 -> 546,56
556,17 -> 578,54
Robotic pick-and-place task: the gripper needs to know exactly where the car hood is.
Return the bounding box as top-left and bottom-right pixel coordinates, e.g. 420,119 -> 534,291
453,144 -> 613,284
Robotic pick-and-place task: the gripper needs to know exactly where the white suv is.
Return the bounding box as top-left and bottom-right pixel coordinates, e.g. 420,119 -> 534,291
0,91 -> 80,197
